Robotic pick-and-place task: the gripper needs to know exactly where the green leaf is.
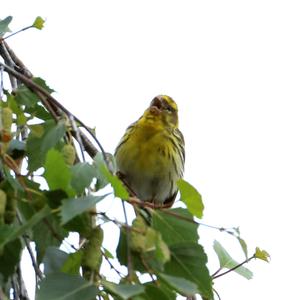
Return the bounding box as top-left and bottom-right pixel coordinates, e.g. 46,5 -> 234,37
103,247 -> 114,259
141,282 -> 176,300
0,16 -> 12,36
158,273 -> 198,297
41,121 -> 66,153
33,212 -> 68,264
213,240 -> 253,279
43,247 -> 69,275
15,84 -> 39,107
0,205 -> 50,248
0,237 -> 22,281
33,77 -> 55,93
36,272 -> 98,300
26,120 -> 56,171
44,149 -> 72,192
71,163 -> 97,193
254,247 -> 270,262
99,163 -> 129,199
102,281 -> 144,300
164,242 -> 213,299
238,237 -> 248,259
177,179 -> 204,218
61,251 -> 83,275
60,194 -> 109,225
152,208 -> 198,246
32,16 -> 45,30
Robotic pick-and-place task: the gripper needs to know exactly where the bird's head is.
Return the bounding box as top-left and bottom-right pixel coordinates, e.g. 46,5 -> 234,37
143,95 -> 179,129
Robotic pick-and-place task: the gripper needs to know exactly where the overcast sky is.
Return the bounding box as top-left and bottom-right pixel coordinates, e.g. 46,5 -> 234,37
3,1 -> 300,299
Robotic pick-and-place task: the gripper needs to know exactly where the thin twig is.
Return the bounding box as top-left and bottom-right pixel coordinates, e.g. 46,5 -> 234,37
101,248 -> 125,278
212,255 -> 254,279
69,115 -> 86,162
3,25 -> 33,40
16,211 -> 43,280
0,61 -> 108,164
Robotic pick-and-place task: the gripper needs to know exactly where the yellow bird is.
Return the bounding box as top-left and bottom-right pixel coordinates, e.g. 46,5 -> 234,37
115,95 -> 185,207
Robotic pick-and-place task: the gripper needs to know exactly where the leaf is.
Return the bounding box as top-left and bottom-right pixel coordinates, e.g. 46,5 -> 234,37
141,282 -> 176,300
61,251 -> 83,275
44,149 -> 72,192
0,238 -> 22,281
27,120 -> 56,171
15,84 -> 39,107
99,163 -> 129,199
33,209 -> 68,264
0,16 -> 12,36
36,272 -> 98,300
158,273 -> 198,297
33,77 -> 55,93
0,205 -> 50,248
177,179 -> 204,218
32,16 -> 45,30
60,194 -> 109,225
164,242 -> 213,299
102,281 -> 144,300
71,163 -> 97,193
213,240 -> 253,279
41,121 -> 66,153
43,247 -> 69,275
238,237 -> 248,259
254,247 -> 270,262
152,208 -> 198,246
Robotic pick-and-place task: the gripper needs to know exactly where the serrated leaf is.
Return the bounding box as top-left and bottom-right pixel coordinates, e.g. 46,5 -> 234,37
32,16 -> 45,30
152,208 -> 198,246
102,281 -> 144,300
0,16 -> 12,36
164,242 -> 213,299
60,194 -> 109,225
33,77 -> 55,93
177,179 -> 204,218
36,272 -> 98,300
159,273 -> 198,297
99,163 -> 129,199
213,240 -> 253,279
71,163 -> 97,193
44,149 -> 72,192
254,247 -> 270,262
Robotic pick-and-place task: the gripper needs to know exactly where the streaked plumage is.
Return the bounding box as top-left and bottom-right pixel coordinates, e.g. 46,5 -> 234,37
115,95 -> 185,206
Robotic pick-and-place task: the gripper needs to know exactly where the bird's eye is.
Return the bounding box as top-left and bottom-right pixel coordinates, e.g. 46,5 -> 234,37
166,106 -> 173,112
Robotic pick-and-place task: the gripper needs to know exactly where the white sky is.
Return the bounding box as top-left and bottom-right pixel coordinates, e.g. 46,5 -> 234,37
3,1 -> 300,299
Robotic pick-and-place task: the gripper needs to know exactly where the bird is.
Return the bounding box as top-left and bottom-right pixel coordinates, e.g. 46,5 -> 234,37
115,95 -> 185,207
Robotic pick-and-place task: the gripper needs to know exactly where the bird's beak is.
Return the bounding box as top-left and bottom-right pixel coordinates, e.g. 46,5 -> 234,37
149,96 -> 163,115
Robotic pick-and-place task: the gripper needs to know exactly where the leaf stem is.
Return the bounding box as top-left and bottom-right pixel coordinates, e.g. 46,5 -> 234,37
212,255 -> 255,279
3,25 -> 33,40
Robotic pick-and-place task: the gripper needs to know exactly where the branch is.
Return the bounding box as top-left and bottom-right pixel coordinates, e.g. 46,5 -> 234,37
0,60 -> 108,163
